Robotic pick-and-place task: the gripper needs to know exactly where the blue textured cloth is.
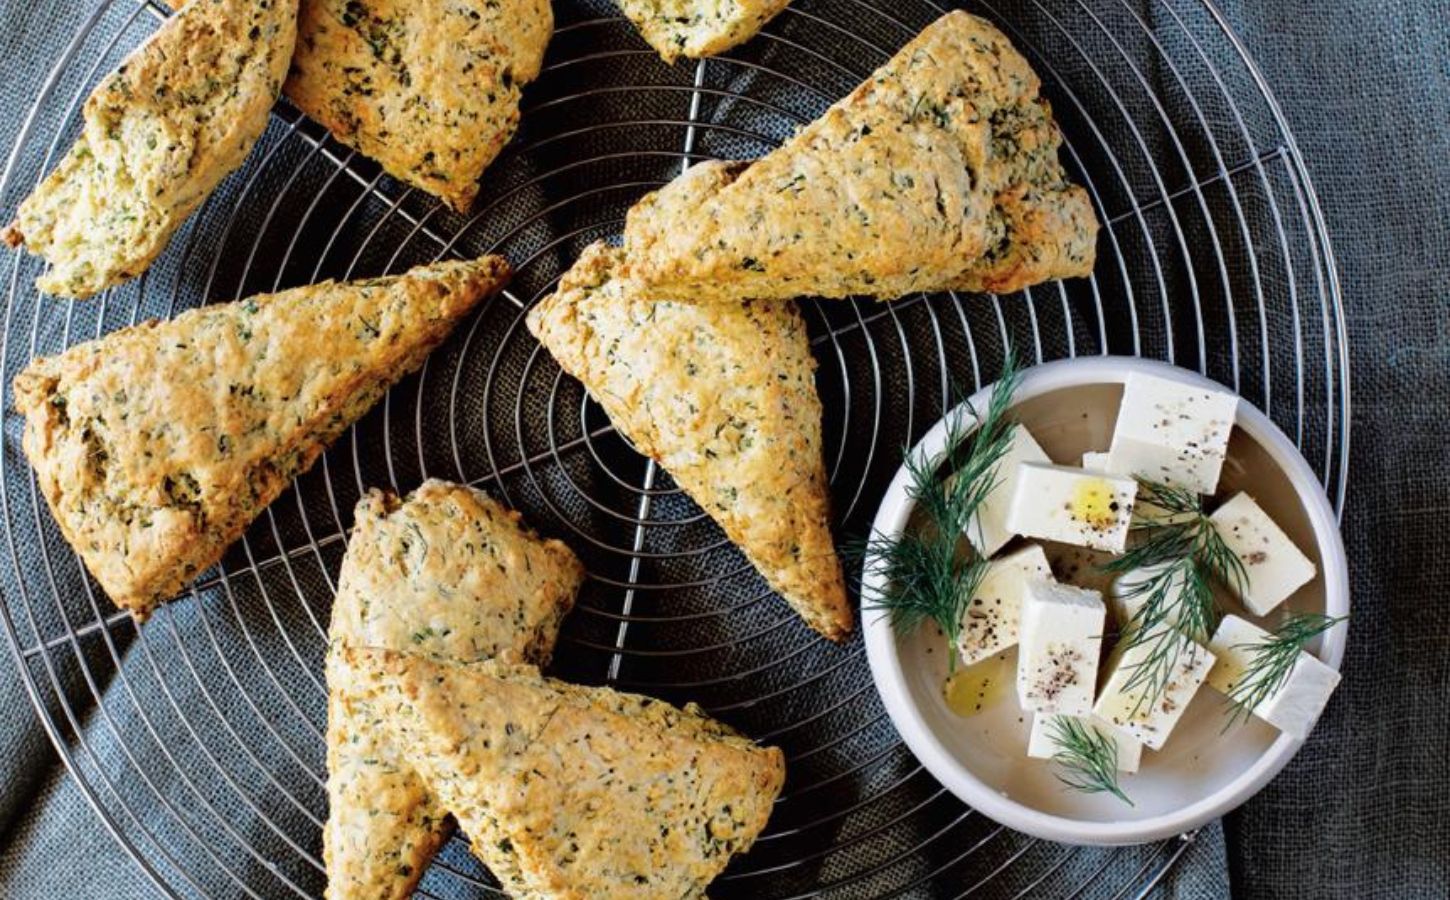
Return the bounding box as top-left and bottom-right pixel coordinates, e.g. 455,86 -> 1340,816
0,0 -> 1445,898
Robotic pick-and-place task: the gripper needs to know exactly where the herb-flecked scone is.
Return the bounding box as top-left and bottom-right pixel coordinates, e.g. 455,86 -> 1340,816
325,480 -> 584,900
1,0 -> 297,299
616,0 -> 791,63
12,257 -> 509,618
527,241 -> 851,640
164,0 -> 552,212
342,647 -> 786,899
620,10 -> 1098,302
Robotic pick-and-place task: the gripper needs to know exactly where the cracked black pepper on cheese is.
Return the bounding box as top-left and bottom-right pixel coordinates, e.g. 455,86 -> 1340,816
325,481 -> 584,900
616,0 -> 791,62
2,0 -> 297,299
340,646 -> 785,899
527,239 -> 851,640
12,256 -> 509,618
620,10 -> 1099,302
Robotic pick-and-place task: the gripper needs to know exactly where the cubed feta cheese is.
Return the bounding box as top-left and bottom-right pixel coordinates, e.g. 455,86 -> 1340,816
1080,451 -> 1172,523
1017,580 -> 1105,716
1209,492 -> 1317,616
959,424 -> 1050,557
956,544 -> 1053,666
1205,615 -> 1342,739
1093,626 -> 1215,750
1107,564 -> 1191,632
1106,372 -> 1238,494
1027,713 -> 1143,773
1006,462 -> 1138,553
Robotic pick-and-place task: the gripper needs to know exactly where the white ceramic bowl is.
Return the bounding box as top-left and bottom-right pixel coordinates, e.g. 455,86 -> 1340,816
861,356 -> 1349,845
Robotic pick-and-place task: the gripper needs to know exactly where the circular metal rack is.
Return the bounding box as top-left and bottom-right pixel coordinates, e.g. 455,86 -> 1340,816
0,0 -> 1347,897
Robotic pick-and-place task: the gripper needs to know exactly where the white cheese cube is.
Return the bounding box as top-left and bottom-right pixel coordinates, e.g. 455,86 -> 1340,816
1027,713 -> 1143,773
956,544 -> 1053,666
959,424 -> 1050,557
1108,564 -> 1191,632
1209,492 -> 1317,616
1016,580 -> 1105,716
1093,626 -> 1215,750
1106,372 -> 1238,494
1080,451 -> 1173,523
1206,615 -> 1342,739
1006,462 -> 1137,553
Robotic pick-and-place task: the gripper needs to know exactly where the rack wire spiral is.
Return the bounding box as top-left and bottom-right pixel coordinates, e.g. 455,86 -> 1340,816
0,0 -> 1347,897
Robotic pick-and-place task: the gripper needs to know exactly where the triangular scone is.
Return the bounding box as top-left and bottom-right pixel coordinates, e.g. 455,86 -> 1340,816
621,11 -> 1097,302
617,0 -> 791,63
2,0 -> 296,298
527,242 -> 850,640
326,480 -> 584,900
342,647 -> 786,899
12,257 -> 509,617
163,0 -> 553,213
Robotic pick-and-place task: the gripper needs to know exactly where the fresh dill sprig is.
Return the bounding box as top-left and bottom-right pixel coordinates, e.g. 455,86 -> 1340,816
1047,717 -> 1133,805
855,353 -> 1022,669
1099,481 -> 1247,711
1224,612 -> 1347,727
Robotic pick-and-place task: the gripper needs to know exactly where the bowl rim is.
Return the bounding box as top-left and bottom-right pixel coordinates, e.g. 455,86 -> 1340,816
860,355 -> 1350,846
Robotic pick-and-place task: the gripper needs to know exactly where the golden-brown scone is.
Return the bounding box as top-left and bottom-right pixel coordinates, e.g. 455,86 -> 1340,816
1,0 -> 296,298
167,0 -> 552,212
527,241 -> 850,640
342,647 -> 786,899
617,0 -> 791,62
621,10 -> 1098,302
325,480 -> 584,900
12,257 -> 509,618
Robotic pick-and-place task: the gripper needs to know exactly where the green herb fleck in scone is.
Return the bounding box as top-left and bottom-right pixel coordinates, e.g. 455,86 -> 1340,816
617,0 -> 792,63
2,0 -> 297,298
620,10 -> 1099,302
527,239 -> 851,641
12,257 -> 509,619
341,647 -> 786,899
325,480 -> 584,900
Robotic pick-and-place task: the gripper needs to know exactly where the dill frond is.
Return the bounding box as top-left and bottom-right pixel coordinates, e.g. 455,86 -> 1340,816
856,352 -> 1022,669
1224,612 -> 1346,727
1099,480 -> 1246,708
1047,717 -> 1133,805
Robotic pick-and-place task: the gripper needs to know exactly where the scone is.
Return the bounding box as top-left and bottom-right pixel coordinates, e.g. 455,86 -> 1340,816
527,241 -> 850,641
12,257 -> 509,618
325,481 -> 584,900
342,647 -> 786,899
2,0 -> 296,298
284,0 -> 550,212
621,10 -> 1098,302
617,0 -> 791,62
164,0 -> 553,212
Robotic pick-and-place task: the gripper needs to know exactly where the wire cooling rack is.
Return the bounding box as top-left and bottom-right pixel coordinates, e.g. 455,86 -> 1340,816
0,0 -> 1346,897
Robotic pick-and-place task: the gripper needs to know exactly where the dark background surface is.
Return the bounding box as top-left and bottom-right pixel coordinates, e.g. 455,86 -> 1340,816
0,0 -> 1446,897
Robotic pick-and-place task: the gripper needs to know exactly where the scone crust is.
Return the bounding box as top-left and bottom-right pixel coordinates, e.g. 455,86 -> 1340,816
12,257 -> 509,618
622,10 -> 1098,301
283,0 -> 552,211
324,480 -> 583,900
528,241 -> 850,640
343,647 -> 786,899
3,0 -> 296,298
618,0 -> 792,63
